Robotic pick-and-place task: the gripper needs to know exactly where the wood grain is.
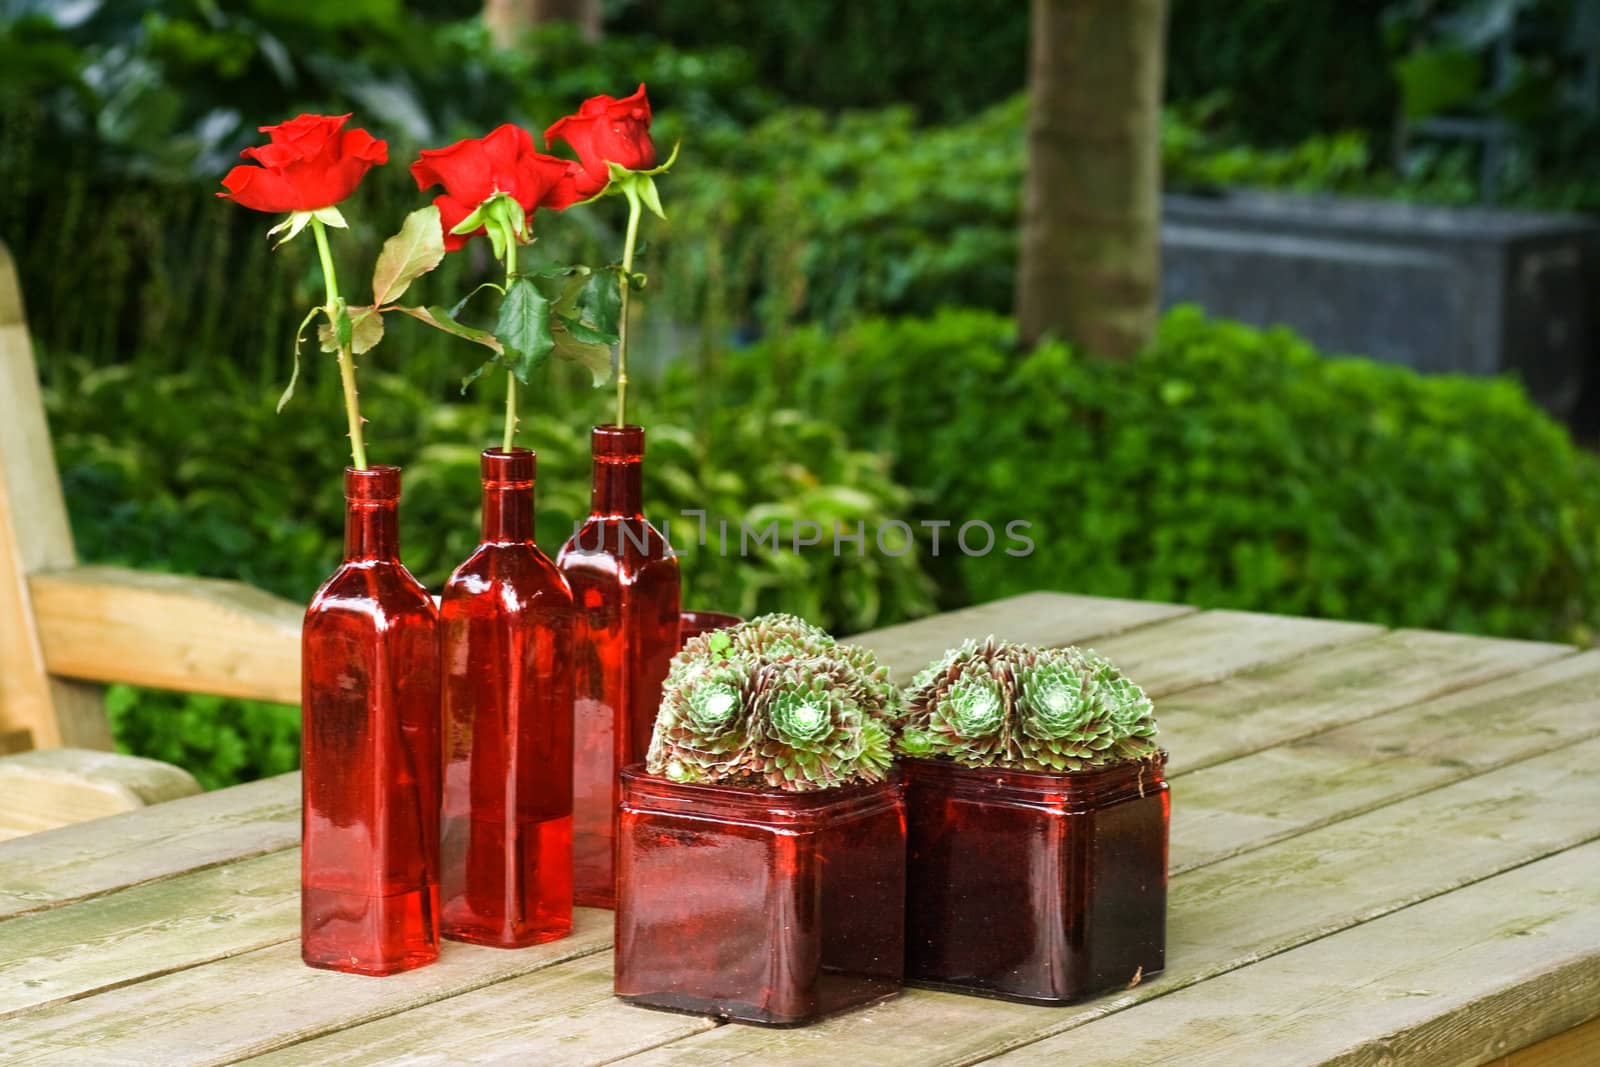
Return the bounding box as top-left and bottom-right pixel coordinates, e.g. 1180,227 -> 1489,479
240,952 -> 716,1066
985,841 -> 1600,1066
0,748 -> 200,841
0,849 -> 297,1017
0,772 -> 298,921
846,591 -> 1193,680
0,240 -> 107,751
2,909 -> 615,1065
1089,609 -> 1387,698
1157,627 -> 1574,774
29,565 -> 303,706
609,737 -> 1600,1066
1171,650 -> 1600,871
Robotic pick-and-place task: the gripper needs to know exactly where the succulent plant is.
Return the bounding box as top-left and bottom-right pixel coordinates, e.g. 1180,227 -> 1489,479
898,638 -> 1158,772
647,613 -> 898,792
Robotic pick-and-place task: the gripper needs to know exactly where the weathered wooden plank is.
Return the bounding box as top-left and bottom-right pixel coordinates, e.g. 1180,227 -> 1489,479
1499,1015 -> 1600,1067
240,952 -> 715,1066
609,737 -> 1600,1066
0,849 -> 297,1018
984,841 -> 1600,1067
1172,650 -> 1600,872
0,772 -> 298,921
1157,628 -> 1574,774
30,565 -> 303,707
0,240 -> 107,752
847,592 -> 1194,680
0,748 -> 201,841
2,909 -> 615,1065
1089,609 -> 1387,698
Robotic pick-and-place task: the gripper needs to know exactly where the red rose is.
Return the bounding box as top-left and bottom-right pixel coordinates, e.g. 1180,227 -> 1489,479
410,124 -> 575,251
544,84 -> 656,201
218,114 -> 387,213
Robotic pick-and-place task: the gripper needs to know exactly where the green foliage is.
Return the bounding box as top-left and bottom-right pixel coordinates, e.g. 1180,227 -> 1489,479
715,308 -> 1600,645
613,0 -> 1029,122
45,358 -> 934,788
1166,0 -> 1398,144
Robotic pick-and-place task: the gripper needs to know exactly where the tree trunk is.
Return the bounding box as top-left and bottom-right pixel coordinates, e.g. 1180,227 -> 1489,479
1016,0 -> 1168,358
484,0 -> 602,47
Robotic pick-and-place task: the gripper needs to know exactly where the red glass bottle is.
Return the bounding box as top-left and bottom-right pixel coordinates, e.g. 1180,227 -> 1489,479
902,754 -> 1169,1003
440,448 -> 575,948
556,426 -> 681,908
615,767 -> 906,1025
301,466 -> 442,976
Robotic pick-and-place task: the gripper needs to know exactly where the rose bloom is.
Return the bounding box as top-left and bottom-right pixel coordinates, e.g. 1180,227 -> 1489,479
545,84 -> 656,201
410,124 -> 576,251
218,114 -> 387,212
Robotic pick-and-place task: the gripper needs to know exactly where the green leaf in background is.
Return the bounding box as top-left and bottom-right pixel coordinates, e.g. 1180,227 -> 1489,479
494,278 -> 555,384
1394,46 -> 1483,121
371,205 -> 445,307
550,323 -> 614,387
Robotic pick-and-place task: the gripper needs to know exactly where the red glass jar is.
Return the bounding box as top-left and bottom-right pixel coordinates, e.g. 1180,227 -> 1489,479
902,754 -> 1168,1003
556,426 -> 681,908
614,766 -> 906,1025
677,610 -> 742,649
439,449 -> 574,948
301,466 -> 442,976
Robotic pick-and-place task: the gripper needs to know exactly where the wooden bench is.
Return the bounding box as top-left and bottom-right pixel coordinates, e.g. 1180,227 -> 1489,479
0,239 -> 298,828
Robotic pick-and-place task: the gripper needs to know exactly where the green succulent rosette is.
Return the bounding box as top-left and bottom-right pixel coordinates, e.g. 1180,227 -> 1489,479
899,638 -> 1159,772
646,613 -> 900,792
646,657 -> 758,785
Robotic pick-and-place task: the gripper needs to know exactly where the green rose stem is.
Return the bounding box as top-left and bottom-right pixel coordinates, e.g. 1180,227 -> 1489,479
502,236 -> 519,452
310,216 -> 368,471
615,183 -> 643,428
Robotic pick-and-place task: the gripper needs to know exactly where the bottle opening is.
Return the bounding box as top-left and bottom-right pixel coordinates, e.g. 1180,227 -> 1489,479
592,424 -> 645,462
481,447 -> 536,488
345,465 -> 402,503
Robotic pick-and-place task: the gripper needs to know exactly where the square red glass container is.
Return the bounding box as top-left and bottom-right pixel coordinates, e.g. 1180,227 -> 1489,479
614,766 -> 906,1025
902,754 -> 1169,1003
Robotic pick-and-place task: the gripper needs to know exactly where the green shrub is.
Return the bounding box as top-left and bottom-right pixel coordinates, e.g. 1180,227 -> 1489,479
711,308 -> 1600,644
46,358 -> 933,787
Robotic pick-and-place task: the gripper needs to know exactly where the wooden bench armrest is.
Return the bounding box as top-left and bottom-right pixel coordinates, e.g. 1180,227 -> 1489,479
0,747 -> 202,840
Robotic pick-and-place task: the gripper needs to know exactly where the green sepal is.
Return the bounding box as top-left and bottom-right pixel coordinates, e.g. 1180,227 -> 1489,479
637,175 -> 665,220
266,205 -> 348,249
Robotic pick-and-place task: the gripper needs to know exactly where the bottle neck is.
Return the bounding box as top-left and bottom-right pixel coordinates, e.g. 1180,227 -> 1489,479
591,459 -> 643,518
345,500 -> 399,561
342,465 -> 402,562
589,425 -> 647,519
480,447 -> 536,543
484,483 -> 535,542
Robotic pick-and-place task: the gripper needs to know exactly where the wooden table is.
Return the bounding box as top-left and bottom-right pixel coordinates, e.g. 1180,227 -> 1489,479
3,593 -> 1598,1065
